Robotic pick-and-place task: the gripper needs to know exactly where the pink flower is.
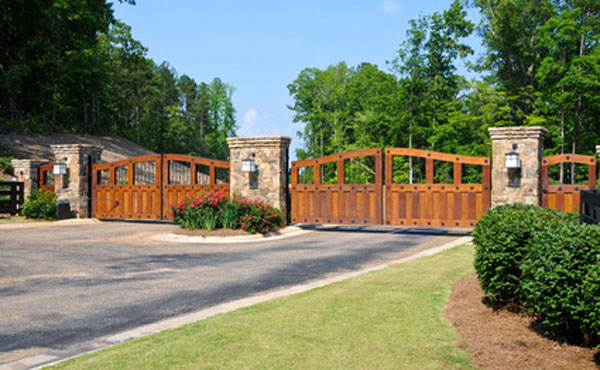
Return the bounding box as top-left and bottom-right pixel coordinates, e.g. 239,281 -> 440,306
262,218 -> 266,223
246,215 -> 252,219
266,227 -> 269,232
233,198 -> 238,202
242,221 -> 246,228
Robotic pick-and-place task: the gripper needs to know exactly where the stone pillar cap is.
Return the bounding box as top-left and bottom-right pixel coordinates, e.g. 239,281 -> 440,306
11,159 -> 45,166
50,144 -> 103,154
488,126 -> 547,140
227,136 -> 291,148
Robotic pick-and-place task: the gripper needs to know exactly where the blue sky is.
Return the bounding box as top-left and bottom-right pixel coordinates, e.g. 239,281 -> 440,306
112,1 -> 483,159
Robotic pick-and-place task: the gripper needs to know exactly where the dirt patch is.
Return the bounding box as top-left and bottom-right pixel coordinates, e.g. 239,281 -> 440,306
446,273 -> 599,369
0,133 -> 153,163
172,228 -> 254,237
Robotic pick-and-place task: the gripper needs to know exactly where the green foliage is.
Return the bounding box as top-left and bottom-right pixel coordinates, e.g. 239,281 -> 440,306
472,204 -> 575,306
1,3 -> 236,158
474,204 -> 600,346
522,223 -> 600,345
172,192 -> 283,234
21,189 -> 57,220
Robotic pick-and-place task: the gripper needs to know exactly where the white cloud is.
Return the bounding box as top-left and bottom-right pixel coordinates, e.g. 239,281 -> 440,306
380,0 -> 398,14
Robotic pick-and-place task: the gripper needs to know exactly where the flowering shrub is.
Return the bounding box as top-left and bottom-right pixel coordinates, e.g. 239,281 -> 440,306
171,192 -> 283,234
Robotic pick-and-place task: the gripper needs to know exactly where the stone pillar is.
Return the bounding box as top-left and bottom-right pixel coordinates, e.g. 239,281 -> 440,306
227,136 -> 291,220
488,126 -> 547,206
51,144 -> 103,218
10,159 -> 43,199
596,145 -> 600,158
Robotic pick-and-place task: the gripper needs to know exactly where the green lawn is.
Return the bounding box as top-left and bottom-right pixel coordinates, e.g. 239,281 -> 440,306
0,216 -> 38,224
54,243 -> 475,369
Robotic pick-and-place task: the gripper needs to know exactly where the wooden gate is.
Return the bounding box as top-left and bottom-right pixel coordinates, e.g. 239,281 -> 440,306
92,154 -> 229,220
385,149 -> 490,228
290,149 -> 383,225
38,163 -> 55,192
541,154 -> 597,213
290,148 -> 490,228
162,154 -> 230,220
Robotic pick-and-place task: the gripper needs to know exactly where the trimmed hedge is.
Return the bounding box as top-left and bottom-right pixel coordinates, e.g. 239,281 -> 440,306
472,204 -> 575,306
522,223 -> 600,345
473,204 -> 600,346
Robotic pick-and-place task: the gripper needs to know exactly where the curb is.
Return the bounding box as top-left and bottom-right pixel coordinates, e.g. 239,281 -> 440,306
150,226 -> 310,244
0,218 -> 101,230
4,235 -> 472,370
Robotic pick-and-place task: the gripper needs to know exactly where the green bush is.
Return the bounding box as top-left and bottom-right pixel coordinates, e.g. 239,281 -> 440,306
472,204 -> 575,306
172,192 -> 283,234
522,223 -> 600,345
21,189 -> 57,220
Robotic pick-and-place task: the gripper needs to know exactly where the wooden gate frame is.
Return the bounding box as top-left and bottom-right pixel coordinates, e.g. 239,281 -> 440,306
541,154 -> 597,212
39,162 -> 55,192
290,148 -> 491,228
290,148 -> 383,225
92,154 -> 230,220
162,154 -> 230,220
385,148 -> 491,228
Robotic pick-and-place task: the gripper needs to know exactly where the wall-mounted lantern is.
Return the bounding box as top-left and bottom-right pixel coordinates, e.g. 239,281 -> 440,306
242,153 -> 257,173
53,163 -> 67,175
505,147 -> 521,169
506,144 -> 521,187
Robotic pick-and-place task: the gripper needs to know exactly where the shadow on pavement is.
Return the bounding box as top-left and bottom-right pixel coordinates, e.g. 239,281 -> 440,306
295,224 -> 472,237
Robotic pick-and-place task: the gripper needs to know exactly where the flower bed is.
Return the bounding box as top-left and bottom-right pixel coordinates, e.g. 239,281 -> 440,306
171,192 -> 283,234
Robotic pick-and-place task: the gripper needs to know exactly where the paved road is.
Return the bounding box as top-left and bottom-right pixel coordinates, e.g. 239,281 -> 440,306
0,221 -> 468,364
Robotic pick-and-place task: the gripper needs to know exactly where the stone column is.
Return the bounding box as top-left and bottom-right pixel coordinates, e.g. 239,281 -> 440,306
596,145 -> 600,158
488,126 -> 547,206
10,159 -> 43,199
51,144 -> 103,218
227,136 -> 291,220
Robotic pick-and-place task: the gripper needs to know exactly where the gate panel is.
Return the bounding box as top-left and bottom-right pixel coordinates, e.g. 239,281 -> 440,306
542,154 -> 596,213
92,154 -> 163,220
385,148 -> 490,228
39,163 -> 55,192
162,154 -> 230,220
291,148 -> 383,225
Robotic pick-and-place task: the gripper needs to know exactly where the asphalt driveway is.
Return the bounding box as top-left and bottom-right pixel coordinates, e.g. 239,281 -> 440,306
0,221 -> 468,365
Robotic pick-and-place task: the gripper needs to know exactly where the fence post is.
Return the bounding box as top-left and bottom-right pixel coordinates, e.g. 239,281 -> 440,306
11,159 -> 43,200
488,126 -> 547,207
50,144 -> 103,219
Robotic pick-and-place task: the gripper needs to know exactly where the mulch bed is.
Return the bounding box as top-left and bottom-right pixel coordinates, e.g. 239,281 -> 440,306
172,228 -> 252,237
446,273 -> 599,369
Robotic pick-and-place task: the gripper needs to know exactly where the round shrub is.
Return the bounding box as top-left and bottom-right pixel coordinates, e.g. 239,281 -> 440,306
522,223 -> 600,346
21,189 -> 57,220
172,192 -> 283,234
472,204 -> 575,306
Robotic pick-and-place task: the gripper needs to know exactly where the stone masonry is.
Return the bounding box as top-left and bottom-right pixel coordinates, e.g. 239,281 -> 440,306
597,145 -> 600,157
10,159 -> 44,199
227,136 -> 291,221
488,126 -> 547,206
51,144 -> 102,218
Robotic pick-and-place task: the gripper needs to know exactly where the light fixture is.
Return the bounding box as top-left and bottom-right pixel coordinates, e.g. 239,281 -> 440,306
242,153 -> 256,173
11,176 -> 18,182
505,144 -> 521,169
53,163 -> 67,175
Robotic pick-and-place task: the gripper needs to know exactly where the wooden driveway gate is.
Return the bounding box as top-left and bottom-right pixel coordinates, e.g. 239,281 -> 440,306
290,148 -> 491,228
92,154 -> 229,220
541,154 -> 597,213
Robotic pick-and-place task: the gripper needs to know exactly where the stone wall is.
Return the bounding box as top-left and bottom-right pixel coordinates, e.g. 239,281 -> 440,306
488,126 -> 547,206
10,159 -> 43,199
227,136 -> 291,220
51,144 -> 102,218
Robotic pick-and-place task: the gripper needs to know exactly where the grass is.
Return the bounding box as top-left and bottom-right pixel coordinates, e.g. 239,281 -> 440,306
53,243 -> 475,369
0,215 -> 38,224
